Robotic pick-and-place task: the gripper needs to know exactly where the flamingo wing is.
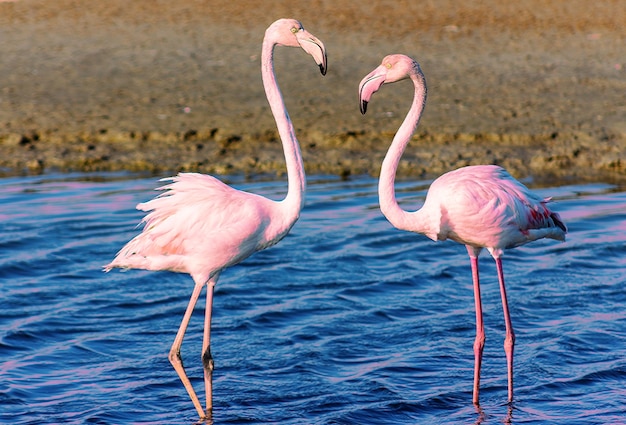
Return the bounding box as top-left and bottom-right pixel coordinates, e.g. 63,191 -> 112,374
106,173 -> 280,278
421,165 -> 566,251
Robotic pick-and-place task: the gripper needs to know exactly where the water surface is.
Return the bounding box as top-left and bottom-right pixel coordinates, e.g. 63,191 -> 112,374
1,173 -> 625,424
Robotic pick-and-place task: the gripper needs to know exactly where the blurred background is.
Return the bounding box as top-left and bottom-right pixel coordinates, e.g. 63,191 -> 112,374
0,0 -> 624,180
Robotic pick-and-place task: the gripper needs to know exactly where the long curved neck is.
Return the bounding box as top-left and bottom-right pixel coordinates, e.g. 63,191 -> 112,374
378,72 -> 427,231
261,38 -> 306,218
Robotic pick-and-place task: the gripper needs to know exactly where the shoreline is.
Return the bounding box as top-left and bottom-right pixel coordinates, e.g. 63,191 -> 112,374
3,128 -> 624,186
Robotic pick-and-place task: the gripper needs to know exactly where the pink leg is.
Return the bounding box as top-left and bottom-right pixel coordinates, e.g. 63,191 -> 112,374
495,257 -> 515,403
169,282 -> 206,419
202,280 -> 216,416
467,247 -> 485,406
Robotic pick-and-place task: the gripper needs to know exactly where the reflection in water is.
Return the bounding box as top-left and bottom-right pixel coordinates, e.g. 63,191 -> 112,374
473,404 -> 513,424
0,173 -> 625,424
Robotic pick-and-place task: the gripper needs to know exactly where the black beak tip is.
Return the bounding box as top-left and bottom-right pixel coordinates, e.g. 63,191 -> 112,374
319,64 -> 327,76
360,100 -> 368,115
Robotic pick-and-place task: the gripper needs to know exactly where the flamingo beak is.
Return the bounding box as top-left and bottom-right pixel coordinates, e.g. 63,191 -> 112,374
296,30 -> 327,76
358,68 -> 386,114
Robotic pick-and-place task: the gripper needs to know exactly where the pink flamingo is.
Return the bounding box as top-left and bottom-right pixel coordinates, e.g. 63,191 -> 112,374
105,19 -> 326,419
359,54 -> 567,405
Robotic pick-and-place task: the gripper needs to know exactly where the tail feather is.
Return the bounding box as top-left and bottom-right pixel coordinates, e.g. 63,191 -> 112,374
551,211 -> 567,233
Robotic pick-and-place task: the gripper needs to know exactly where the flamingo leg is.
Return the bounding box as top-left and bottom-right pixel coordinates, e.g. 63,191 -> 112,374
202,279 -> 216,416
467,247 -> 485,405
495,256 -> 515,403
169,282 -> 206,419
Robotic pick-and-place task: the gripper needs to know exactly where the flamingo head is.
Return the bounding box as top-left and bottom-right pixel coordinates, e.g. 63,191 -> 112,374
267,18 -> 327,76
359,54 -> 422,114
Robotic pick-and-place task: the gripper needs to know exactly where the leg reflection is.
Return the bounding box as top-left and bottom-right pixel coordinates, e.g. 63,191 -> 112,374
473,402 -> 514,424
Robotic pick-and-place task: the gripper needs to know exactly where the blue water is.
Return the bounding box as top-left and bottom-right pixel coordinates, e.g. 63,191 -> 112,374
1,172 -> 625,424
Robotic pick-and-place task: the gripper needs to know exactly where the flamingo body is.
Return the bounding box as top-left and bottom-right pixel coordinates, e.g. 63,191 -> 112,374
108,173 -> 294,284
413,164 -> 566,254
359,54 -> 566,405
105,19 -> 326,419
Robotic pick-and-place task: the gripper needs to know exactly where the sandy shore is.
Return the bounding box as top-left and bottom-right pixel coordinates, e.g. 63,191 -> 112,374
0,0 -> 624,184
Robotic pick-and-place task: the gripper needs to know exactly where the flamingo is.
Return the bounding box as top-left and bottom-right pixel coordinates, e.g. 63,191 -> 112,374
359,54 -> 567,405
105,18 -> 327,419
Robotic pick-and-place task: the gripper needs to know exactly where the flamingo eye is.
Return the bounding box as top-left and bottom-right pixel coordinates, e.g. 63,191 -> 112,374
385,62 -> 392,69
291,27 -> 299,34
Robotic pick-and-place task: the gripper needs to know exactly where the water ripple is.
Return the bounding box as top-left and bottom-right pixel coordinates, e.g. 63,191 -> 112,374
1,173 -> 625,424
